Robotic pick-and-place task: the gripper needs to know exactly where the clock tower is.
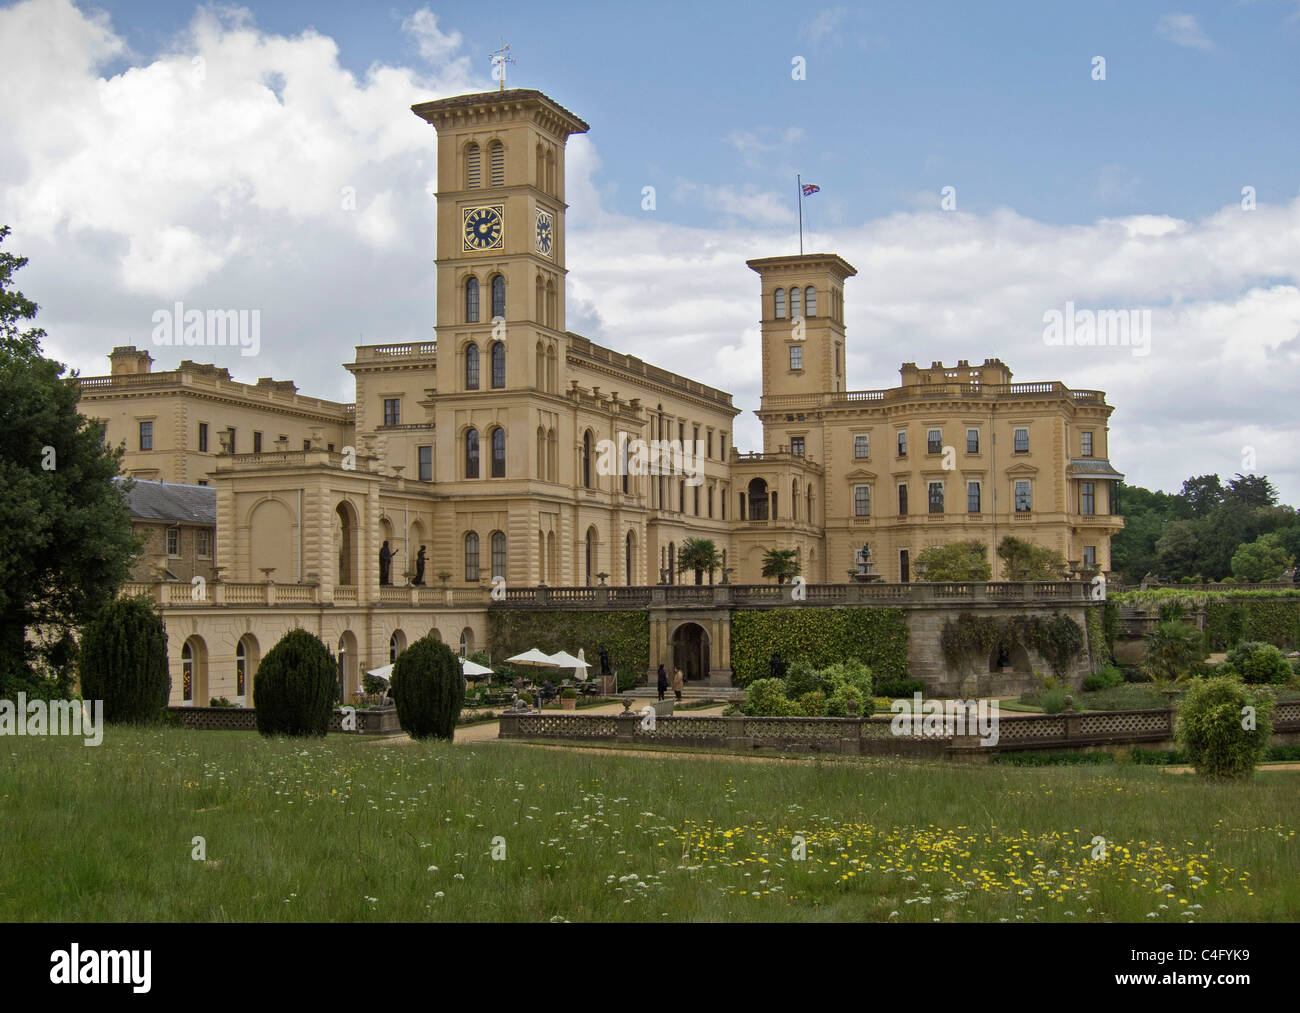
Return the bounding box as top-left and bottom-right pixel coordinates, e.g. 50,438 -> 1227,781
412,90 -> 590,391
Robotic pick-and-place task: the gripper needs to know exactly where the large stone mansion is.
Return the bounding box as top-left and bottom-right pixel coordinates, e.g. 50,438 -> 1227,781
76,87 -> 1123,705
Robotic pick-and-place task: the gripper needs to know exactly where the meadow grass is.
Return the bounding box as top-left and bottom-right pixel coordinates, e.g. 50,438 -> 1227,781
1,727 -> 1295,922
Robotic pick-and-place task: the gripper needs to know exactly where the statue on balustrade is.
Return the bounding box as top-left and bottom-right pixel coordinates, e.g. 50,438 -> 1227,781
379,541 -> 394,586
412,545 -> 427,586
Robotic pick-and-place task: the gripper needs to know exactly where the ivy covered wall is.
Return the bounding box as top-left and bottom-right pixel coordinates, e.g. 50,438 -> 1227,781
486,610 -> 649,678
730,608 -> 910,687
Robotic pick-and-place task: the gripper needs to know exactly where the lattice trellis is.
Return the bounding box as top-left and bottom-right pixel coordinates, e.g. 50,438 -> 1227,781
1078,711 -> 1170,737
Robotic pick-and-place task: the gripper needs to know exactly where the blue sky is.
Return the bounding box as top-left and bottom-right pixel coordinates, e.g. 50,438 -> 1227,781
2,0 -> 1299,502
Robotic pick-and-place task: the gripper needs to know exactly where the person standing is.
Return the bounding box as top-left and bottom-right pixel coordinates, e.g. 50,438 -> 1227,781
656,664 -> 668,701
671,666 -> 684,702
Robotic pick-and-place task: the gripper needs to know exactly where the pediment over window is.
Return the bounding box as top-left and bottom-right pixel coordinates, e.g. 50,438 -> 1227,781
1005,462 -> 1039,476
844,468 -> 877,482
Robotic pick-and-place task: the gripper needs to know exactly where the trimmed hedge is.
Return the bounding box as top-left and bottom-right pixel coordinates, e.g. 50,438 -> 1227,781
730,607 -> 909,688
390,638 -> 464,740
77,594 -> 170,723
487,610 -> 649,680
1243,601 -> 1300,648
254,629 -> 337,737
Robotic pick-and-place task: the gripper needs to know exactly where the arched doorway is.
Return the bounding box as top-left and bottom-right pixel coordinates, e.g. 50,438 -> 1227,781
990,642 -> 1032,675
670,623 -> 710,683
180,636 -> 208,706
236,633 -> 259,707
389,629 -> 407,663
747,478 -> 769,520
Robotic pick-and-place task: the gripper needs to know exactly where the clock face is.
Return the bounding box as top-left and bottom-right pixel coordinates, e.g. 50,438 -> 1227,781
535,208 -> 554,258
463,205 -> 504,252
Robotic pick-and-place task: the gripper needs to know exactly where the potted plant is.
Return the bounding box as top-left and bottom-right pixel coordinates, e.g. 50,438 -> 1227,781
561,687 -> 578,710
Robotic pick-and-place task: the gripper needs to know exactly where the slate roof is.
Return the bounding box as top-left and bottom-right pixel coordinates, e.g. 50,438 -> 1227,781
114,478 -> 216,525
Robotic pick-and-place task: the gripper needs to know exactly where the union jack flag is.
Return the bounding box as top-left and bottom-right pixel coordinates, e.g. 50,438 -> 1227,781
801,183 -> 820,197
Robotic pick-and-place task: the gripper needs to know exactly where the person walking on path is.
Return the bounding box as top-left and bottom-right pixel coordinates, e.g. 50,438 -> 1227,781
671,666 -> 684,702
656,664 -> 668,701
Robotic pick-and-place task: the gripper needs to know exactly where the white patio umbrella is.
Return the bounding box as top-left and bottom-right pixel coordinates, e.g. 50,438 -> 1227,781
366,663 -> 394,680
461,657 -> 494,677
548,650 -> 590,680
506,648 -> 557,668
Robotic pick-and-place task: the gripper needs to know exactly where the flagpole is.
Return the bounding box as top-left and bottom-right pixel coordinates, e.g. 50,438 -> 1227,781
797,174 -> 804,255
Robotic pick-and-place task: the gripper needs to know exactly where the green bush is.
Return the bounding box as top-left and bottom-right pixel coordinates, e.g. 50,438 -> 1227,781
561,687 -> 577,699
361,673 -> 390,696
783,659 -> 822,699
1038,688 -> 1069,714
1175,676 -> 1275,779
820,658 -> 873,696
208,696 -> 236,708
390,638 -> 465,741
730,608 -> 909,687
1222,641 -> 1292,685
77,595 -> 170,723
616,669 -> 639,693
875,677 -> 925,698
1143,620 -> 1205,683
824,683 -> 864,717
254,629 -> 338,737
1082,664 -> 1124,692
798,690 -> 826,717
740,678 -> 799,716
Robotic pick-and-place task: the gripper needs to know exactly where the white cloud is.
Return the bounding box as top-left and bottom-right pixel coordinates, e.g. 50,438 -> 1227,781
4,0 -> 1300,507
1156,13 -> 1215,50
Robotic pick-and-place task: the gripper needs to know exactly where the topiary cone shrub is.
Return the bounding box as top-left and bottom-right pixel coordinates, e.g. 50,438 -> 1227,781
78,594 -> 170,722
254,628 -> 338,737
1176,676 -> 1275,779
390,638 -> 464,741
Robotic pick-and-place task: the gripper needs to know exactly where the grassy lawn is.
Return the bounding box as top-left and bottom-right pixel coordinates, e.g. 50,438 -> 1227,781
1,727 -> 1296,922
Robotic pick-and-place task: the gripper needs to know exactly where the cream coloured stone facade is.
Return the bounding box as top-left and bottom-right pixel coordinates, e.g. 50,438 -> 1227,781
77,87 -> 1122,702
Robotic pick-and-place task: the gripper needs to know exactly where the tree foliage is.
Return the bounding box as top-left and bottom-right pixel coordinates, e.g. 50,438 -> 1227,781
1230,533 -> 1291,583
0,227 -> 140,697
1176,677 -> 1274,779
996,537 -> 1068,581
914,541 -> 991,581
760,547 -> 800,584
677,537 -> 721,585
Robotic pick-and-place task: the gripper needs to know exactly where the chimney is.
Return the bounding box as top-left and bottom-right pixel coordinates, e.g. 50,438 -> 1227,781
109,346 -> 153,376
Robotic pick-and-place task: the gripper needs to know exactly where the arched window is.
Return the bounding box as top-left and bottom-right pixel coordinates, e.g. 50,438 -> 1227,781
619,436 -> 629,494
491,341 -> 506,388
668,541 -> 675,584
491,427 -> 506,477
389,630 -> 406,664
491,531 -> 506,579
465,342 -> 480,389
545,148 -> 555,193
235,638 -> 247,699
488,141 -> 505,187
582,430 -> 592,488
546,280 -> 557,328
535,276 -> 545,328
625,531 -> 634,586
491,275 -> 506,320
585,526 -> 597,585
790,286 -> 802,319
547,429 -> 558,483
465,277 -> 480,323
464,532 -> 480,581
792,479 -> 800,520
807,484 -> 814,523
774,288 -> 786,319
536,340 -> 546,392
181,640 -> 194,704
805,286 -> 817,316
465,428 -> 479,478
546,345 -> 557,392
460,627 -> 474,655
465,142 -> 481,189
536,144 -> 546,189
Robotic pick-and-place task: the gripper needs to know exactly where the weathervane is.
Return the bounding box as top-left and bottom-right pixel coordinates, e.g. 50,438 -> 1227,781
491,42 -> 515,91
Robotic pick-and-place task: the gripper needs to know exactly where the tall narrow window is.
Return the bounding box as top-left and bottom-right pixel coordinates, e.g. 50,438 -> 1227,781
967,428 -> 980,454
789,346 -> 803,370
897,431 -> 907,457
1015,480 -> 1032,512
854,485 -> 871,517
790,436 -> 805,457
626,531 -> 634,585
1083,545 -> 1096,568
928,481 -> 944,514
491,275 -> 506,319
967,481 -> 981,513
1081,431 -> 1094,457
927,428 -> 942,454
181,641 -> 193,703
854,434 -> 869,459
488,141 -> 505,187
898,484 -> 908,515
1080,481 -> 1095,515
804,286 -> 817,316
465,142 -> 481,189
235,640 -> 246,698
383,399 -> 400,426
228,427 -> 236,453
774,288 -> 786,318
491,531 -> 506,579
464,532 -> 480,581
139,421 -> 153,451
418,445 -> 432,481
491,341 -> 505,388
198,422 -> 208,452
465,429 -> 479,479
790,286 -> 802,319
253,431 -> 263,454
465,277 -> 480,322
465,343 -> 480,389
1014,428 -> 1029,453
491,427 -> 506,477
582,431 -> 592,488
